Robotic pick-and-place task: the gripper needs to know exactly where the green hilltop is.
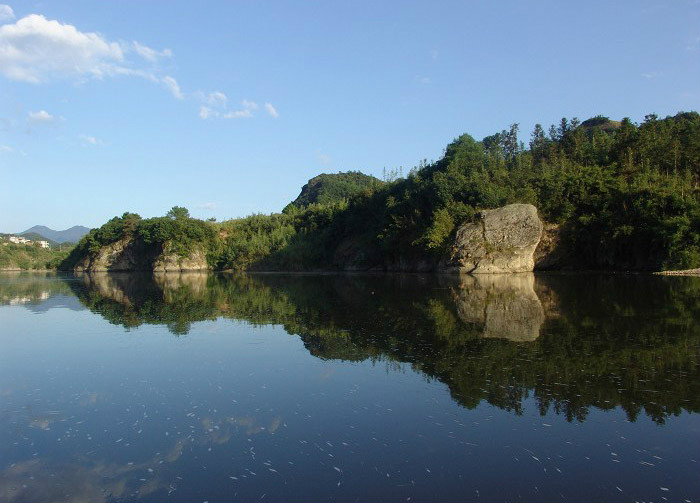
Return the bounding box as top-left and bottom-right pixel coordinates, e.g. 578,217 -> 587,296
286,171 -> 384,210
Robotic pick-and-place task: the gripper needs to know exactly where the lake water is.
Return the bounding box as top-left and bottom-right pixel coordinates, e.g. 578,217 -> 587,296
1,272 -> 698,503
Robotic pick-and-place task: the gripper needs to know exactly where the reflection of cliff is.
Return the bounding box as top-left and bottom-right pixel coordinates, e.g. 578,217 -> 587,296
53,271 -> 700,424
72,272 -> 218,334
452,274 -> 544,341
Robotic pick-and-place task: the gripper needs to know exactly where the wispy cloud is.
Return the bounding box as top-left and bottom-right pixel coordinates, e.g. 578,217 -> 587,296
202,91 -> 228,107
264,103 -> 279,118
132,41 -> 172,62
162,76 -> 183,99
641,72 -> 661,79
28,109 -> 55,123
0,4 -> 14,22
223,109 -> 253,119
0,144 -> 13,153
195,202 -> 217,210
198,97 -> 278,121
223,100 -> 258,119
79,134 -> 103,145
241,99 -> 258,111
199,106 -> 215,119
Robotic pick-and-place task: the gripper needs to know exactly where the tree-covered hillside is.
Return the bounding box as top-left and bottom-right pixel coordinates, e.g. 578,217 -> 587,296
61,112 -> 700,272
286,171 -> 384,209
0,243 -> 69,270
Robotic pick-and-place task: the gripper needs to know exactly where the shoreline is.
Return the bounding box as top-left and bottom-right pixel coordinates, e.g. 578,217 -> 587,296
3,267 -> 700,276
653,268 -> 700,276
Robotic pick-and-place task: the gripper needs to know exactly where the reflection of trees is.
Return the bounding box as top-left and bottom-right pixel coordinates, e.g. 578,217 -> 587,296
0,272 -> 74,306
59,272 -> 700,423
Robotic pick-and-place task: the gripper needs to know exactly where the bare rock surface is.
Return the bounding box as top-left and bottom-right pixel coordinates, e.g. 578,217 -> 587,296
447,203 -> 543,273
74,238 -> 209,272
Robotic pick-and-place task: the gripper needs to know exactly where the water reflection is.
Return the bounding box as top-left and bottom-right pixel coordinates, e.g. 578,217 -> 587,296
452,274 -> 544,341
3,271 -> 698,425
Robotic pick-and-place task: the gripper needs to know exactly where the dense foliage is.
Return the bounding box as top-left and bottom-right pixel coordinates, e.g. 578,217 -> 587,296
0,243 -> 69,270
63,111 -> 700,271
287,171 -> 383,209
60,209 -> 216,269
326,112 -> 700,270
217,111 -> 699,271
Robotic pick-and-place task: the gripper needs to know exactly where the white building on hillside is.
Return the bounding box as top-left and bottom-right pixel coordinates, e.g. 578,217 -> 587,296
9,235 -> 31,244
37,240 -> 50,248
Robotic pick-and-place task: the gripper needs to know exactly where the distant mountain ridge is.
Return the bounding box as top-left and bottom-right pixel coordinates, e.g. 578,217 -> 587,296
20,225 -> 90,244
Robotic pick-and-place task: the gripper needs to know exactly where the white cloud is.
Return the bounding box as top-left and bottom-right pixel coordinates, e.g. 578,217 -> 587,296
28,109 -> 54,122
241,99 -> 258,110
199,106 -> 216,119
132,41 -> 172,62
205,91 -> 227,107
264,103 -> 279,118
0,14 -> 125,83
221,99 -> 258,119
0,12 -> 176,96
196,202 -> 217,210
223,109 -> 253,119
79,134 -> 103,145
0,4 -> 14,22
0,144 -> 13,152
197,96 -> 275,121
195,91 -> 228,119
162,75 -> 183,99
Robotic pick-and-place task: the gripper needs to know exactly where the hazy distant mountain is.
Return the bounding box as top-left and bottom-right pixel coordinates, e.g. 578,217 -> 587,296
20,225 -> 90,244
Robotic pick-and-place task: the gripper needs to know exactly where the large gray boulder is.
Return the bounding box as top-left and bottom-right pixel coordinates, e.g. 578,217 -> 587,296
446,203 -> 543,273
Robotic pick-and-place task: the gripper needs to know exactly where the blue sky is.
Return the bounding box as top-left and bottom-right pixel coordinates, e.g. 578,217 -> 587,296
1,0 -> 698,232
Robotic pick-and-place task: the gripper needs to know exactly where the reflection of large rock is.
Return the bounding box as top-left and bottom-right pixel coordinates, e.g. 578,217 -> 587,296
78,273 -> 136,305
452,273 -> 545,341
447,204 -> 543,273
153,272 -> 209,298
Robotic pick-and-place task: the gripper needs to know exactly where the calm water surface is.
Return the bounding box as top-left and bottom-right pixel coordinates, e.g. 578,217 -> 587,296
1,272 -> 698,503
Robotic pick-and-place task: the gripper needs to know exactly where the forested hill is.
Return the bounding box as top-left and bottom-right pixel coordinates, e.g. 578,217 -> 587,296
287,171 -> 383,209
61,111 -> 700,272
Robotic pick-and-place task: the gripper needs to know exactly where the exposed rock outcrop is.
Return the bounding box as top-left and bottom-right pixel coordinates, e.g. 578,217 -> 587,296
445,203 -> 543,273
153,247 -> 208,272
74,238 -> 154,272
73,238 -> 209,272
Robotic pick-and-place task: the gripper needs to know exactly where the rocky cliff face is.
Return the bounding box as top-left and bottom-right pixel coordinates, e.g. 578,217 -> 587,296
445,203 -> 543,274
152,246 -> 209,272
74,237 -> 152,272
73,237 -> 209,272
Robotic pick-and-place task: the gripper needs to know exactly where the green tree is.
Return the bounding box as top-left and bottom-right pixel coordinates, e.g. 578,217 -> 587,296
167,206 -> 190,220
